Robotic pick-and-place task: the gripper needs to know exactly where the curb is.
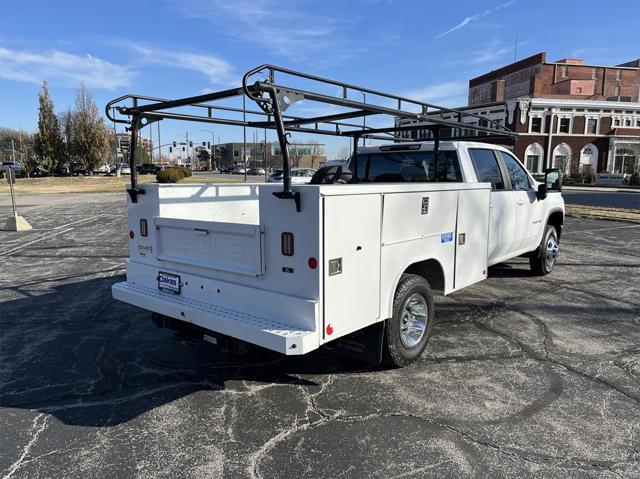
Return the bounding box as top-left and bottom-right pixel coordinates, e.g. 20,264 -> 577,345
565,205 -> 640,224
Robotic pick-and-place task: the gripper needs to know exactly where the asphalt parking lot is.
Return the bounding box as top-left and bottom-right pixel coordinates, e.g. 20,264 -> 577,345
1,192 -> 639,479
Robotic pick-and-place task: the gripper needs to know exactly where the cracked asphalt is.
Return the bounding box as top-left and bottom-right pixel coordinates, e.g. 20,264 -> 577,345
1,192 -> 639,479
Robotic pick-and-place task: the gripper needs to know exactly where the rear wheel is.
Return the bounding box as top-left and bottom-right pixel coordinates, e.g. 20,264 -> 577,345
530,225 -> 559,276
383,274 -> 434,367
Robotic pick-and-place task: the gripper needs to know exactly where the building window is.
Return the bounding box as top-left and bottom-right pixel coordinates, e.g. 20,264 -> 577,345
616,69 -> 622,81
530,117 -> 543,133
558,118 -> 571,134
614,118 -> 621,127
586,118 -> 598,134
524,143 -> 544,173
553,143 -> 572,173
615,85 -> 621,97
561,65 -> 568,78
591,68 -> 597,79
625,119 -> 632,127
614,148 -> 636,174
636,120 -> 640,127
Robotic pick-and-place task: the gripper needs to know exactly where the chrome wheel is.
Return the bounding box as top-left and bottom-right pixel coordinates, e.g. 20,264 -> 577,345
399,293 -> 428,349
545,235 -> 559,269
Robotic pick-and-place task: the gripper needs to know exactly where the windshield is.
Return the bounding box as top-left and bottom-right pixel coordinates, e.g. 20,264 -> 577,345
349,150 -> 462,182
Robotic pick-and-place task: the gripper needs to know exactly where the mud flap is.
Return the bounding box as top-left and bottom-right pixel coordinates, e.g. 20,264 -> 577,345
324,321 -> 386,365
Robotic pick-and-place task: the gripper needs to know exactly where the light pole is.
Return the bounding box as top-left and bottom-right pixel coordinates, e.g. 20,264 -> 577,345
243,95 -> 247,181
200,129 -> 215,171
362,92 -> 366,147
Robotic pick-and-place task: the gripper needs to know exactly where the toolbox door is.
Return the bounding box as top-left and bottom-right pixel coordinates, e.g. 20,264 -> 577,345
454,188 -> 490,290
323,194 -> 381,340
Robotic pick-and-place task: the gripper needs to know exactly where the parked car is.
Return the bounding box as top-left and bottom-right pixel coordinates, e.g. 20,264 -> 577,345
231,165 -> 246,174
55,163 -> 72,176
137,163 -> 162,175
0,161 -> 24,179
220,165 -> 234,174
116,163 -> 131,175
267,167 -> 316,184
94,163 -> 113,175
30,165 -> 49,177
247,168 -> 266,176
70,163 -> 89,176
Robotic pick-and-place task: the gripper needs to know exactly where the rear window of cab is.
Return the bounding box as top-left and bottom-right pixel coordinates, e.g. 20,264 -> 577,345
350,150 -> 462,182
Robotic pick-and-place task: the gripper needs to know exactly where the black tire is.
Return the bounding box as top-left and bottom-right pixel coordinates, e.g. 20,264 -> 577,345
529,225 -> 559,276
382,274 -> 435,367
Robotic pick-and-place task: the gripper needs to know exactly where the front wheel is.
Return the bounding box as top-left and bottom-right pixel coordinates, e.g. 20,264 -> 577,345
529,225 -> 559,276
383,274 -> 434,367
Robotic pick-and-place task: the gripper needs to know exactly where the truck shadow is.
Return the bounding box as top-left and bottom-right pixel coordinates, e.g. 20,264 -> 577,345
0,275 -> 373,428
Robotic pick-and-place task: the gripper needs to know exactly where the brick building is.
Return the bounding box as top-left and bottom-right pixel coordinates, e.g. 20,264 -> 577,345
399,52 -> 640,177
216,142 -> 326,170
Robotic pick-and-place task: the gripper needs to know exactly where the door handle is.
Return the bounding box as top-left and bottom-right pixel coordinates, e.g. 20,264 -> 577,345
517,200 -> 524,205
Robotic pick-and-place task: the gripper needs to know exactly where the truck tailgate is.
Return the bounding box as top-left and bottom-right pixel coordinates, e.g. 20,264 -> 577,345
154,217 -> 264,277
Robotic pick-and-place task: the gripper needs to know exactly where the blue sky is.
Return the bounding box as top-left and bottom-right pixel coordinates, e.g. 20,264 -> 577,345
1,0 -> 639,159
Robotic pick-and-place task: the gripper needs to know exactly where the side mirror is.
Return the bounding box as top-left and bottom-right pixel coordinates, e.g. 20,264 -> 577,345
536,183 -> 547,200
544,168 -> 562,192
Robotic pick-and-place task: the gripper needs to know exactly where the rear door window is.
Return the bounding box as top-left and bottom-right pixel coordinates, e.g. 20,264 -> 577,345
468,149 -> 505,190
497,151 -> 531,190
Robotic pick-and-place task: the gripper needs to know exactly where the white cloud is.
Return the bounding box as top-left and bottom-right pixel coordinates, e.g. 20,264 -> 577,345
405,81 -> 468,105
120,42 -> 237,87
0,46 -> 134,89
435,0 -> 517,39
164,0 -> 347,60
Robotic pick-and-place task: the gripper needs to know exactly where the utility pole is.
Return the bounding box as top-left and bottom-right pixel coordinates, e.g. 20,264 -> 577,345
243,95 -> 247,181
11,139 -> 16,163
111,107 -> 118,165
149,122 -> 153,163
264,127 -> 267,181
157,121 -> 162,164
186,131 -> 190,163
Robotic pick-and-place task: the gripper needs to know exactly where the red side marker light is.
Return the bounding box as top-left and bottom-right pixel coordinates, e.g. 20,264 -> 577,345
129,230 -> 135,239
308,257 -> 318,269
326,324 -> 333,335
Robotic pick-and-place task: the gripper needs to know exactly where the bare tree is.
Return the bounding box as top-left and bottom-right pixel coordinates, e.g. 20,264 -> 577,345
336,146 -> 351,162
308,141 -> 323,169
69,83 -> 110,171
288,143 -> 302,168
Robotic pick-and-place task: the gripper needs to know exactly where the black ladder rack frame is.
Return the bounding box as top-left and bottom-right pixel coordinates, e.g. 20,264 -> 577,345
106,64 -> 516,207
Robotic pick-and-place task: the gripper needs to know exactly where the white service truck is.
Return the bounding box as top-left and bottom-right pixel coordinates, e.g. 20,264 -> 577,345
108,65 -> 564,366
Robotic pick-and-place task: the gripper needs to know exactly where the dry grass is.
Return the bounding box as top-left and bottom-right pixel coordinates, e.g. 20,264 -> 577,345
0,174 -> 234,194
566,204 -> 640,224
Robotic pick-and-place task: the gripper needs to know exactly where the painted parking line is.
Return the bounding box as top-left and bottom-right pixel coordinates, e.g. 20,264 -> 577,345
0,215 -> 102,256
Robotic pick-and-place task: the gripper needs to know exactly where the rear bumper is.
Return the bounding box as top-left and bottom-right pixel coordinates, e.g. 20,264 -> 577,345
112,281 -> 319,355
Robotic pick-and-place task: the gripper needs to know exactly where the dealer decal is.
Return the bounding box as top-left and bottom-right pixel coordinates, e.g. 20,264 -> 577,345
440,232 -> 453,243
138,244 -> 153,256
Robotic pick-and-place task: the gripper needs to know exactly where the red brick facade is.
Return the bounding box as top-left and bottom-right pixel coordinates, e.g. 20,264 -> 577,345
469,52 -> 640,105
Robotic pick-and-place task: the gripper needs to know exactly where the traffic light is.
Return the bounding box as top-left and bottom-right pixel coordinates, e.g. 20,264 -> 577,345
202,141 -> 206,146
169,147 -> 173,153
172,141 -> 176,147
189,141 -> 193,148
207,141 -> 211,149
182,146 -> 185,151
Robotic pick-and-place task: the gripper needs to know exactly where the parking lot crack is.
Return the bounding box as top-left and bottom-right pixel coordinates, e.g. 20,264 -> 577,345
2,413 -> 49,479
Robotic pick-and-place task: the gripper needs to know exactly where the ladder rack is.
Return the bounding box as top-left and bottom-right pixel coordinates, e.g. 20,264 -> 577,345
106,64 -> 515,208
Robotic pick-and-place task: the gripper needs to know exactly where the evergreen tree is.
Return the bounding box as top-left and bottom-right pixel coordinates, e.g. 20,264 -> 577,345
33,82 -> 63,171
70,83 -> 110,171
